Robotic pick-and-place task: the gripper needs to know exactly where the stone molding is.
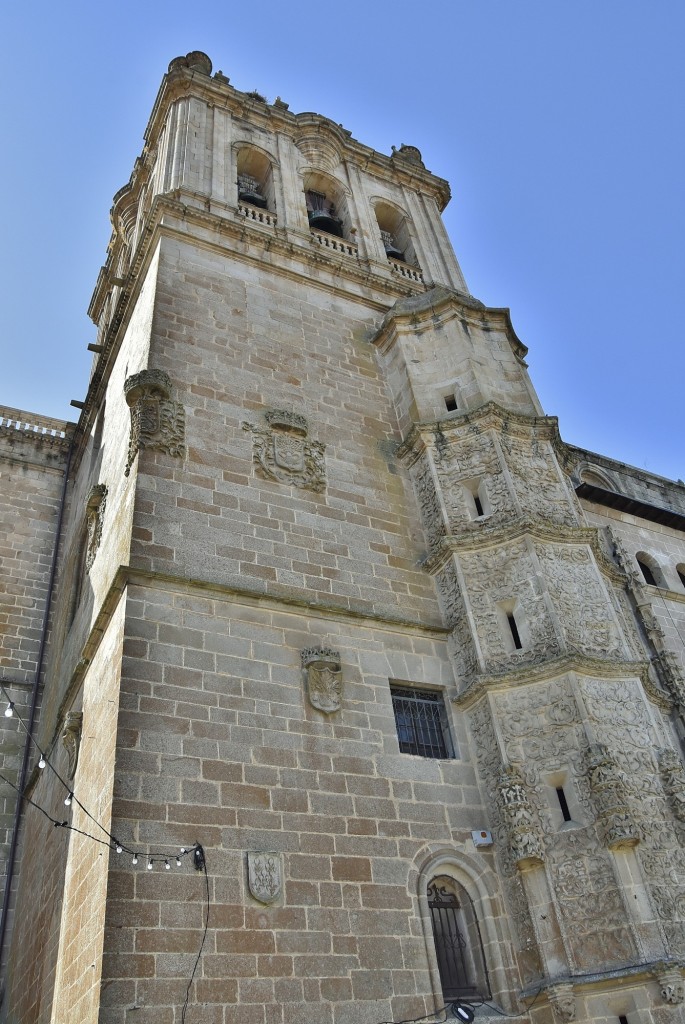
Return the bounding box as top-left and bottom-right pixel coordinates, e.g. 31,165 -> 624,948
123,369 -> 185,476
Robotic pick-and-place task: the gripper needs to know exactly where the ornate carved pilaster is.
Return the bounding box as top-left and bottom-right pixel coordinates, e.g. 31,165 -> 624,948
497,764 -> 545,867
85,484 -> 107,571
62,711 -> 83,780
243,410 -> 325,492
301,647 -> 342,713
658,748 -> 685,823
586,744 -> 640,850
124,369 -> 185,476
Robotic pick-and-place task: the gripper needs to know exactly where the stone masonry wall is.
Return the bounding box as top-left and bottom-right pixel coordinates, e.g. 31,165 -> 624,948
99,581 -> 517,1024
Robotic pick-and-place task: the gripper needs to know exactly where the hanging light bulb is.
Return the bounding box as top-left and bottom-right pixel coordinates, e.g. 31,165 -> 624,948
180,847 -> 186,855
132,853 -> 139,865
147,858 -> 153,870
115,842 -> 123,854
175,856 -> 182,867
4,702 -> 14,718
38,753 -> 46,769
64,792 -> 73,806
164,859 -> 171,870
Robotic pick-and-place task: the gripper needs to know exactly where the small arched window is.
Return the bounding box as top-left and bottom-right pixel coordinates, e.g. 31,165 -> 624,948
428,877 -> 491,1000
374,201 -> 418,268
636,552 -> 663,587
236,147 -> 275,214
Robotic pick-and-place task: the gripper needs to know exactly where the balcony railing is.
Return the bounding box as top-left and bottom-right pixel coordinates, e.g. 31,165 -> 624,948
238,202 -> 277,227
389,259 -> 423,282
0,406 -> 68,438
310,231 -> 359,258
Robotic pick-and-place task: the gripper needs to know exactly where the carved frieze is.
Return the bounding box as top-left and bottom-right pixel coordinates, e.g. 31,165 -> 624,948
85,484 -> 107,572
243,410 -> 325,491
586,744 -> 640,850
500,432 -> 578,529
301,647 -> 342,714
62,711 -> 83,780
497,764 -> 545,866
124,369 -> 185,476
247,851 -> 282,904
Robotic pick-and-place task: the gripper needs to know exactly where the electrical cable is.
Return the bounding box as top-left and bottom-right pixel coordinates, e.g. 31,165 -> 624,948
181,845 -> 209,1024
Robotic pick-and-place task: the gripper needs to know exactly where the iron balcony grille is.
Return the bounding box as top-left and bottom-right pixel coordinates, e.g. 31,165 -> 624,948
390,687 -> 455,759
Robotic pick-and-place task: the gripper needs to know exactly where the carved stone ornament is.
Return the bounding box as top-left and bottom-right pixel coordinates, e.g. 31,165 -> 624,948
656,964 -> 685,1005
85,484 -> 107,572
390,144 -> 425,168
301,647 -> 342,714
659,748 -> 685,824
61,711 -> 83,780
124,369 -> 185,476
247,851 -> 282,904
586,744 -> 640,850
548,983 -> 575,1022
497,764 -> 545,867
243,410 -> 325,492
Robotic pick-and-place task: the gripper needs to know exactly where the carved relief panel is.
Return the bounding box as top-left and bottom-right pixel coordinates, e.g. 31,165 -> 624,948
499,431 -> 578,528
247,852 -> 282,904
243,410 -> 325,491
124,369 -> 185,476
301,647 -> 342,713
84,484 -> 107,572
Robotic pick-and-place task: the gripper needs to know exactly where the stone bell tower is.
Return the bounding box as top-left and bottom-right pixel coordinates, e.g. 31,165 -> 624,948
2,49 -> 685,1024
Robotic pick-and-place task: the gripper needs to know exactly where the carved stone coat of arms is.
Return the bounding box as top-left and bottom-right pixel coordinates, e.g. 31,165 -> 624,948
243,410 -> 325,491
301,647 -> 342,714
124,369 -> 185,476
247,851 -> 282,904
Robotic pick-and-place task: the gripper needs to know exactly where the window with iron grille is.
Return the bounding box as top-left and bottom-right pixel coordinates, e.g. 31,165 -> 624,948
390,686 -> 455,759
428,879 -> 491,1000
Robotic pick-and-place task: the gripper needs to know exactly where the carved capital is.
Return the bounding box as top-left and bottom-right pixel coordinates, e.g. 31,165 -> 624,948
301,647 -> 342,714
548,983 -> 575,1022
61,711 -> 83,780
124,370 -> 185,476
655,964 -> 685,1005
497,764 -> 545,867
586,744 -> 640,850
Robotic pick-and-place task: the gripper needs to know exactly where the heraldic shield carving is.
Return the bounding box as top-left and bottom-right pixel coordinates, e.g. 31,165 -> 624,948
247,852 -> 282,904
301,647 -> 343,714
123,369 -> 185,476
242,410 -> 325,491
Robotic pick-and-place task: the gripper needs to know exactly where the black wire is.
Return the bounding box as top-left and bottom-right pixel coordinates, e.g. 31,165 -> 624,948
375,1003 -> 450,1024
480,986 -> 543,1017
181,846 -> 210,1024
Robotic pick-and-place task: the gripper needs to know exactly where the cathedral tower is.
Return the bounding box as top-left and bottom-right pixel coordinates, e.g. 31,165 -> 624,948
2,51 -> 685,1024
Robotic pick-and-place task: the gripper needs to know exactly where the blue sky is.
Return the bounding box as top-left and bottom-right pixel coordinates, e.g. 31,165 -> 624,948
1,1 -> 683,480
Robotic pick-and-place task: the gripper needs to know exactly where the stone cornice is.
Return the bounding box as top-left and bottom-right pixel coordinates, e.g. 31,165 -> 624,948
371,286 -> 529,365
397,401 -> 561,463
519,958 -> 685,1000
452,651 -> 669,711
421,518 -> 626,586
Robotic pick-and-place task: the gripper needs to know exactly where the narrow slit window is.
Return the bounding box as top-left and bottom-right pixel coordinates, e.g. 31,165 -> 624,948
473,494 -> 484,517
444,395 -> 458,412
556,787 -> 572,822
618,1016 -> 629,1024
507,614 -> 522,650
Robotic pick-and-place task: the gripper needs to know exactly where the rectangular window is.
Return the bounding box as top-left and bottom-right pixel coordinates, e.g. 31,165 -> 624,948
391,686 -> 455,759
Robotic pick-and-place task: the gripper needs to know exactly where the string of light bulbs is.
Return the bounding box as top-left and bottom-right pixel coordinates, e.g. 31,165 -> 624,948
0,683 -> 201,868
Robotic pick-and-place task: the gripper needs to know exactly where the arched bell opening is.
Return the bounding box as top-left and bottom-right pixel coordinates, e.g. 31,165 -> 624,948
236,146 -> 275,213
374,201 -> 418,267
303,171 -> 351,241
